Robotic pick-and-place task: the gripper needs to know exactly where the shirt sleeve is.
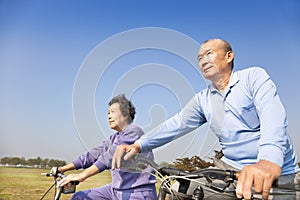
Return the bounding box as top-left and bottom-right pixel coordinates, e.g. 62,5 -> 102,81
250,67 -> 287,167
72,139 -> 110,170
138,94 -> 207,152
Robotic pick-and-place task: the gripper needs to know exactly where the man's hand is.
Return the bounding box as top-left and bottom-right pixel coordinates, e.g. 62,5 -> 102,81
112,143 -> 141,169
236,160 -> 281,199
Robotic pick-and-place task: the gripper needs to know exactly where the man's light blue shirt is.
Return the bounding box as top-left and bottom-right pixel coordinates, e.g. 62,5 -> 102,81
137,67 -> 299,175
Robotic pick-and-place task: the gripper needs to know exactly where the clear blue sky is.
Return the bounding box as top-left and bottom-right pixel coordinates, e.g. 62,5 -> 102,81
1,0 -> 299,164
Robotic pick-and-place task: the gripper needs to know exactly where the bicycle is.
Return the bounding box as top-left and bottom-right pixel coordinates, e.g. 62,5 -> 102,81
40,167 -> 79,200
126,156 -> 298,200
40,157 -> 298,199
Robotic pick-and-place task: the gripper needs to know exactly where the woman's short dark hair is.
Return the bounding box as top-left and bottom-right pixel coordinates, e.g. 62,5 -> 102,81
108,94 -> 136,124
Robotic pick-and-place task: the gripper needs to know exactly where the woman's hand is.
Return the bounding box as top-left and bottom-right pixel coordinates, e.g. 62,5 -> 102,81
59,165 -> 99,187
58,173 -> 85,187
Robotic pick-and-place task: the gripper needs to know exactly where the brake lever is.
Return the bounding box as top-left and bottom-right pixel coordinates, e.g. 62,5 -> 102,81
202,170 -> 238,192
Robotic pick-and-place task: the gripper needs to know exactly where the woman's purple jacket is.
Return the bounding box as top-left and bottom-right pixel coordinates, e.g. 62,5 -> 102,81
72,124 -> 157,190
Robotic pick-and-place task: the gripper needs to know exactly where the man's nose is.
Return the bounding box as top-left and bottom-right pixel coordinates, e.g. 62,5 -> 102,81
199,61 -> 208,68
200,57 -> 210,67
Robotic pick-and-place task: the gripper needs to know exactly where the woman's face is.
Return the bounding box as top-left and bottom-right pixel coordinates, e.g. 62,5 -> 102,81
108,103 -> 128,132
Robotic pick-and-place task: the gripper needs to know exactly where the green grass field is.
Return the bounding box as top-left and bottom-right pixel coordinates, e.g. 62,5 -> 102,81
0,167 -> 112,200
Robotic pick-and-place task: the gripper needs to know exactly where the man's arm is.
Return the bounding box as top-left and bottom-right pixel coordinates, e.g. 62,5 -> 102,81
236,67 -> 285,199
137,95 -> 207,153
112,95 -> 206,169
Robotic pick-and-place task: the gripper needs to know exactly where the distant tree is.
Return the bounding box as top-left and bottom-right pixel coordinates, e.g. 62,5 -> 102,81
173,155 -> 214,171
27,158 -> 38,166
10,157 -> 23,165
55,159 -> 66,167
0,157 -> 66,168
19,157 -> 27,165
48,159 -> 67,167
41,158 -> 49,168
0,157 -> 11,165
171,150 -> 224,172
26,157 -> 45,167
36,157 -> 42,166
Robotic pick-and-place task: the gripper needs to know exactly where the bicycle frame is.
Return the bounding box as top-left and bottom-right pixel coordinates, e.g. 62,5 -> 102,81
125,156 -> 298,200
158,168 -> 240,199
156,170 -> 238,200
123,156 -> 239,200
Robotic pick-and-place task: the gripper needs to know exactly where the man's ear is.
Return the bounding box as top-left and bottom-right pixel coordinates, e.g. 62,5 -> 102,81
226,51 -> 234,64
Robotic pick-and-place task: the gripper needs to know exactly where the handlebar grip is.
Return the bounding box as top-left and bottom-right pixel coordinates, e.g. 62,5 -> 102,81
225,170 -> 240,180
159,167 -> 189,176
41,173 -> 51,177
73,181 -> 80,185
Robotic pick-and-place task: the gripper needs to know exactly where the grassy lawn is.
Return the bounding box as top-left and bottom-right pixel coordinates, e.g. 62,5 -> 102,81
0,167 -> 111,200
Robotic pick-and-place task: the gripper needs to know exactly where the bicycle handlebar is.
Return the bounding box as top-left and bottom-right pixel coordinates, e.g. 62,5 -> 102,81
158,167 -> 239,180
41,169 -> 80,185
41,172 -> 64,178
130,155 -> 240,181
40,168 -> 79,200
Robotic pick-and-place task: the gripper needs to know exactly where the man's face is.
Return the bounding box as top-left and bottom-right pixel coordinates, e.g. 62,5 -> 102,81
108,103 -> 128,132
198,40 -> 232,81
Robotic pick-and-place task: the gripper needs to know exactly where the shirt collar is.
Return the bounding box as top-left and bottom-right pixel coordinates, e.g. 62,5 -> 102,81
228,70 -> 239,88
208,71 -> 239,93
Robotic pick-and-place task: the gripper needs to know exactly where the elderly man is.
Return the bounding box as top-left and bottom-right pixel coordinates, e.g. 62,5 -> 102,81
113,39 -> 300,199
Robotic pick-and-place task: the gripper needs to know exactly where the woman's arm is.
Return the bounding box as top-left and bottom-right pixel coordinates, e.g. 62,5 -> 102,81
58,164 -> 99,186
58,163 -> 76,173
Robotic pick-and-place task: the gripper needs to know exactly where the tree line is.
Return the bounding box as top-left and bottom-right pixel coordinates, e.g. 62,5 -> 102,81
0,156 -> 66,168
2,154 -> 299,170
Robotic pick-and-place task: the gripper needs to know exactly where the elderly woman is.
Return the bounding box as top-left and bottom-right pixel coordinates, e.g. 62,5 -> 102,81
58,94 -> 157,199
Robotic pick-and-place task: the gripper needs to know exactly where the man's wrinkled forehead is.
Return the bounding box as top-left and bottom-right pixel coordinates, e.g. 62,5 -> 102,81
199,43 -> 211,53
198,42 -> 214,57
199,40 -> 224,54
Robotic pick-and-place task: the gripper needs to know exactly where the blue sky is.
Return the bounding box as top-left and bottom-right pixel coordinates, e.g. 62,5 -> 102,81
1,0 -> 299,164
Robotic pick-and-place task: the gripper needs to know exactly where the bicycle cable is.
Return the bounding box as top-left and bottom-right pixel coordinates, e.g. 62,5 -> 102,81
40,182 -> 56,200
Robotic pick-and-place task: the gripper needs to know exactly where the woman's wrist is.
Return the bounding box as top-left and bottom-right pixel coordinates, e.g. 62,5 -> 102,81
58,166 -> 64,173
